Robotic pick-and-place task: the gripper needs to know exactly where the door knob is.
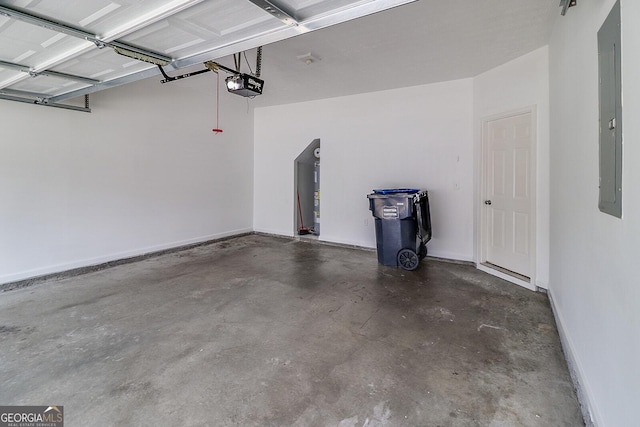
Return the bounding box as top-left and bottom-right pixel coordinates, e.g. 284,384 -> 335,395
484,200 -> 492,205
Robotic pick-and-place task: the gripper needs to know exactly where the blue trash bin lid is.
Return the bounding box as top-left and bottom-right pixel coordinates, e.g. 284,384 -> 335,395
373,188 -> 420,194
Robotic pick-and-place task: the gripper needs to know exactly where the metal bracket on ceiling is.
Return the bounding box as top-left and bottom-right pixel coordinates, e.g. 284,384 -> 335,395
560,0 -> 577,16
110,43 -> 171,66
158,60 -> 241,84
157,64 -> 212,84
0,89 -> 91,113
246,0 -> 299,26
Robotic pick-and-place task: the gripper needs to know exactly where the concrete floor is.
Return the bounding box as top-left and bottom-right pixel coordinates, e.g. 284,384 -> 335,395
0,234 -> 583,426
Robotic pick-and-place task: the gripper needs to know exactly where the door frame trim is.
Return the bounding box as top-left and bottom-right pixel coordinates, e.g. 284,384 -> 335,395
477,106 -> 537,291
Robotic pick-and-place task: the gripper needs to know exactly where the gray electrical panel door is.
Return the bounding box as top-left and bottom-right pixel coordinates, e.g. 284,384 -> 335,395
598,0 -> 622,218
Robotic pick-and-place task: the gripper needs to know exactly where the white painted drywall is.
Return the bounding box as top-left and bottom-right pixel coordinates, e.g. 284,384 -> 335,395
0,72 -> 254,284
474,46 -> 551,288
549,1 -> 640,425
254,79 -> 475,261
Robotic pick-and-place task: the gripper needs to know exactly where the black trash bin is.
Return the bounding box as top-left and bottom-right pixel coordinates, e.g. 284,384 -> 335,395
367,189 -> 432,270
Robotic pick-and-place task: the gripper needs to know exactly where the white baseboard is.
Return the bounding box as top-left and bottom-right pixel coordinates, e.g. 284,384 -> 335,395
317,235 -> 473,262
253,227 -> 294,237
317,234 -> 375,249
535,279 -> 549,290
0,228 -> 252,285
476,263 -> 536,291
548,290 -> 601,427
428,250 -> 474,263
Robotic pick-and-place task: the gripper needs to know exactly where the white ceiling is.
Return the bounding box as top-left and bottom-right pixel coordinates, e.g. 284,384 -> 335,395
0,0 -> 562,109
251,0 -> 560,107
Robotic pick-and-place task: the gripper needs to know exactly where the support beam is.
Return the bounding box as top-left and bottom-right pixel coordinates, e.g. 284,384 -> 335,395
246,0 -> 298,26
0,88 -> 49,99
0,59 -> 30,73
0,93 -> 91,113
0,59 -> 100,85
0,6 -> 98,42
37,70 -> 100,85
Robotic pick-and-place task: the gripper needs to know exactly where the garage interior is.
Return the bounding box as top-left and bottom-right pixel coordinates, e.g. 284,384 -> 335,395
1,1 -> 637,426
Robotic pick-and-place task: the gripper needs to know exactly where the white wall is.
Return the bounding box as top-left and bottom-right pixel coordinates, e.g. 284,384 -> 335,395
474,46 -> 550,288
549,1 -> 639,425
254,79 -> 475,261
0,72 -> 254,284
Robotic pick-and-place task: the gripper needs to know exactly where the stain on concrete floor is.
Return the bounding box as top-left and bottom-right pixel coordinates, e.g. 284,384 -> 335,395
0,235 -> 583,426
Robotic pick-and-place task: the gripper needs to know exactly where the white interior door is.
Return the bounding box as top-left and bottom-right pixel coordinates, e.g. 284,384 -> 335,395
484,112 -> 533,278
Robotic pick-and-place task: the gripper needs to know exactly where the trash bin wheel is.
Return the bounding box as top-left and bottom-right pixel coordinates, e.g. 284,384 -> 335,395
397,249 -> 419,271
418,242 -> 427,259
